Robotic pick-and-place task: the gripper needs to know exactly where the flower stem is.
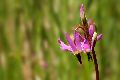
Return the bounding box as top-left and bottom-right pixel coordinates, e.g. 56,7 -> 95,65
92,41 -> 99,80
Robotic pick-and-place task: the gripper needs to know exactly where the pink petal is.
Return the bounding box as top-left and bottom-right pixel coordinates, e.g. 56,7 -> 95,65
74,31 -> 82,51
58,39 -> 73,52
65,33 -> 77,51
89,24 -> 94,37
81,40 -> 91,52
97,34 -> 102,41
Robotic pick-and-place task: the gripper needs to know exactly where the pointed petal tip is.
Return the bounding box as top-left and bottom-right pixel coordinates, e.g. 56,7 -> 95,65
97,34 -> 103,40
58,39 -> 73,52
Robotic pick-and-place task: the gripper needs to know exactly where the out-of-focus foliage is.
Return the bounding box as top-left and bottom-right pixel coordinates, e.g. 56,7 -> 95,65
0,0 -> 120,80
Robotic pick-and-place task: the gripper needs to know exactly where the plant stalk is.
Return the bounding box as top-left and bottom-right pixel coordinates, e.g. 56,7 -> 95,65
92,41 -> 99,80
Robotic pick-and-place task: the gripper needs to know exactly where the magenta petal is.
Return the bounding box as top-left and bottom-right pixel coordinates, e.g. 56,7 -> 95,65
74,31 -> 82,51
89,24 -> 94,37
97,34 -> 102,40
58,39 -> 73,52
65,33 -> 77,51
80,4 -> 85,19
81,40 -> 91,52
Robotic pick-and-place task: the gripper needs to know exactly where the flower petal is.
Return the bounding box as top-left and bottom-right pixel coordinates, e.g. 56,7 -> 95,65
65,33 -> 77,51
97,34 -> 102,41
74,31 -> 82,51
89,24 -> 94,37
58,39 -> 73,52
81,39 -> 91,52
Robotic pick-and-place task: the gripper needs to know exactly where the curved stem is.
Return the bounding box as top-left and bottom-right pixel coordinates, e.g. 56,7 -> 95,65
92,41 -> 99,80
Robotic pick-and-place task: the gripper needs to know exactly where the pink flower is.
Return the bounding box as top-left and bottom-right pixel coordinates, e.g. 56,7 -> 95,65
58,25 -> 102,54
58,4 -> 102,64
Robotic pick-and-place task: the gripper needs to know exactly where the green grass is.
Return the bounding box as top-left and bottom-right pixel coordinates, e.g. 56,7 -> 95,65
0,0 -> 120,80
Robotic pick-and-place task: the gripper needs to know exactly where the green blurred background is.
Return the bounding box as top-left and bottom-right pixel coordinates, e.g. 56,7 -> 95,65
0,0 -> 120,80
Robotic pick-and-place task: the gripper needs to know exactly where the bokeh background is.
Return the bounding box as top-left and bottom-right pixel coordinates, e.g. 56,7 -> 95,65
0,0 -> 120,80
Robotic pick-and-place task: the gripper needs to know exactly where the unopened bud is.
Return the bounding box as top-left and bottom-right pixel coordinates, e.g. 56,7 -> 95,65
80,4 -> 85,20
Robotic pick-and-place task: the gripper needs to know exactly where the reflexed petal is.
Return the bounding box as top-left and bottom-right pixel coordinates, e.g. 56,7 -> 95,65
81,40 -> 91,52
74,31 -> 82,51
80,4 -> 85,19
65,33 -> 77,51
97,34 -> 102,41
89,25 -> 94,37
58,39 -> 73,52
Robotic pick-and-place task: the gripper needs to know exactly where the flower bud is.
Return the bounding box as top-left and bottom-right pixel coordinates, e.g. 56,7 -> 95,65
80,4 -> 85,20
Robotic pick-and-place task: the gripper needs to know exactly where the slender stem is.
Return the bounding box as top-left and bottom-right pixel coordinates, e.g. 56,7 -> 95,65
92,41 -> 99,80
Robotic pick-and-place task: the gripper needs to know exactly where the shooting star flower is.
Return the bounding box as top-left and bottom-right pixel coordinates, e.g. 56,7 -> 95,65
58,4 -> 102,64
